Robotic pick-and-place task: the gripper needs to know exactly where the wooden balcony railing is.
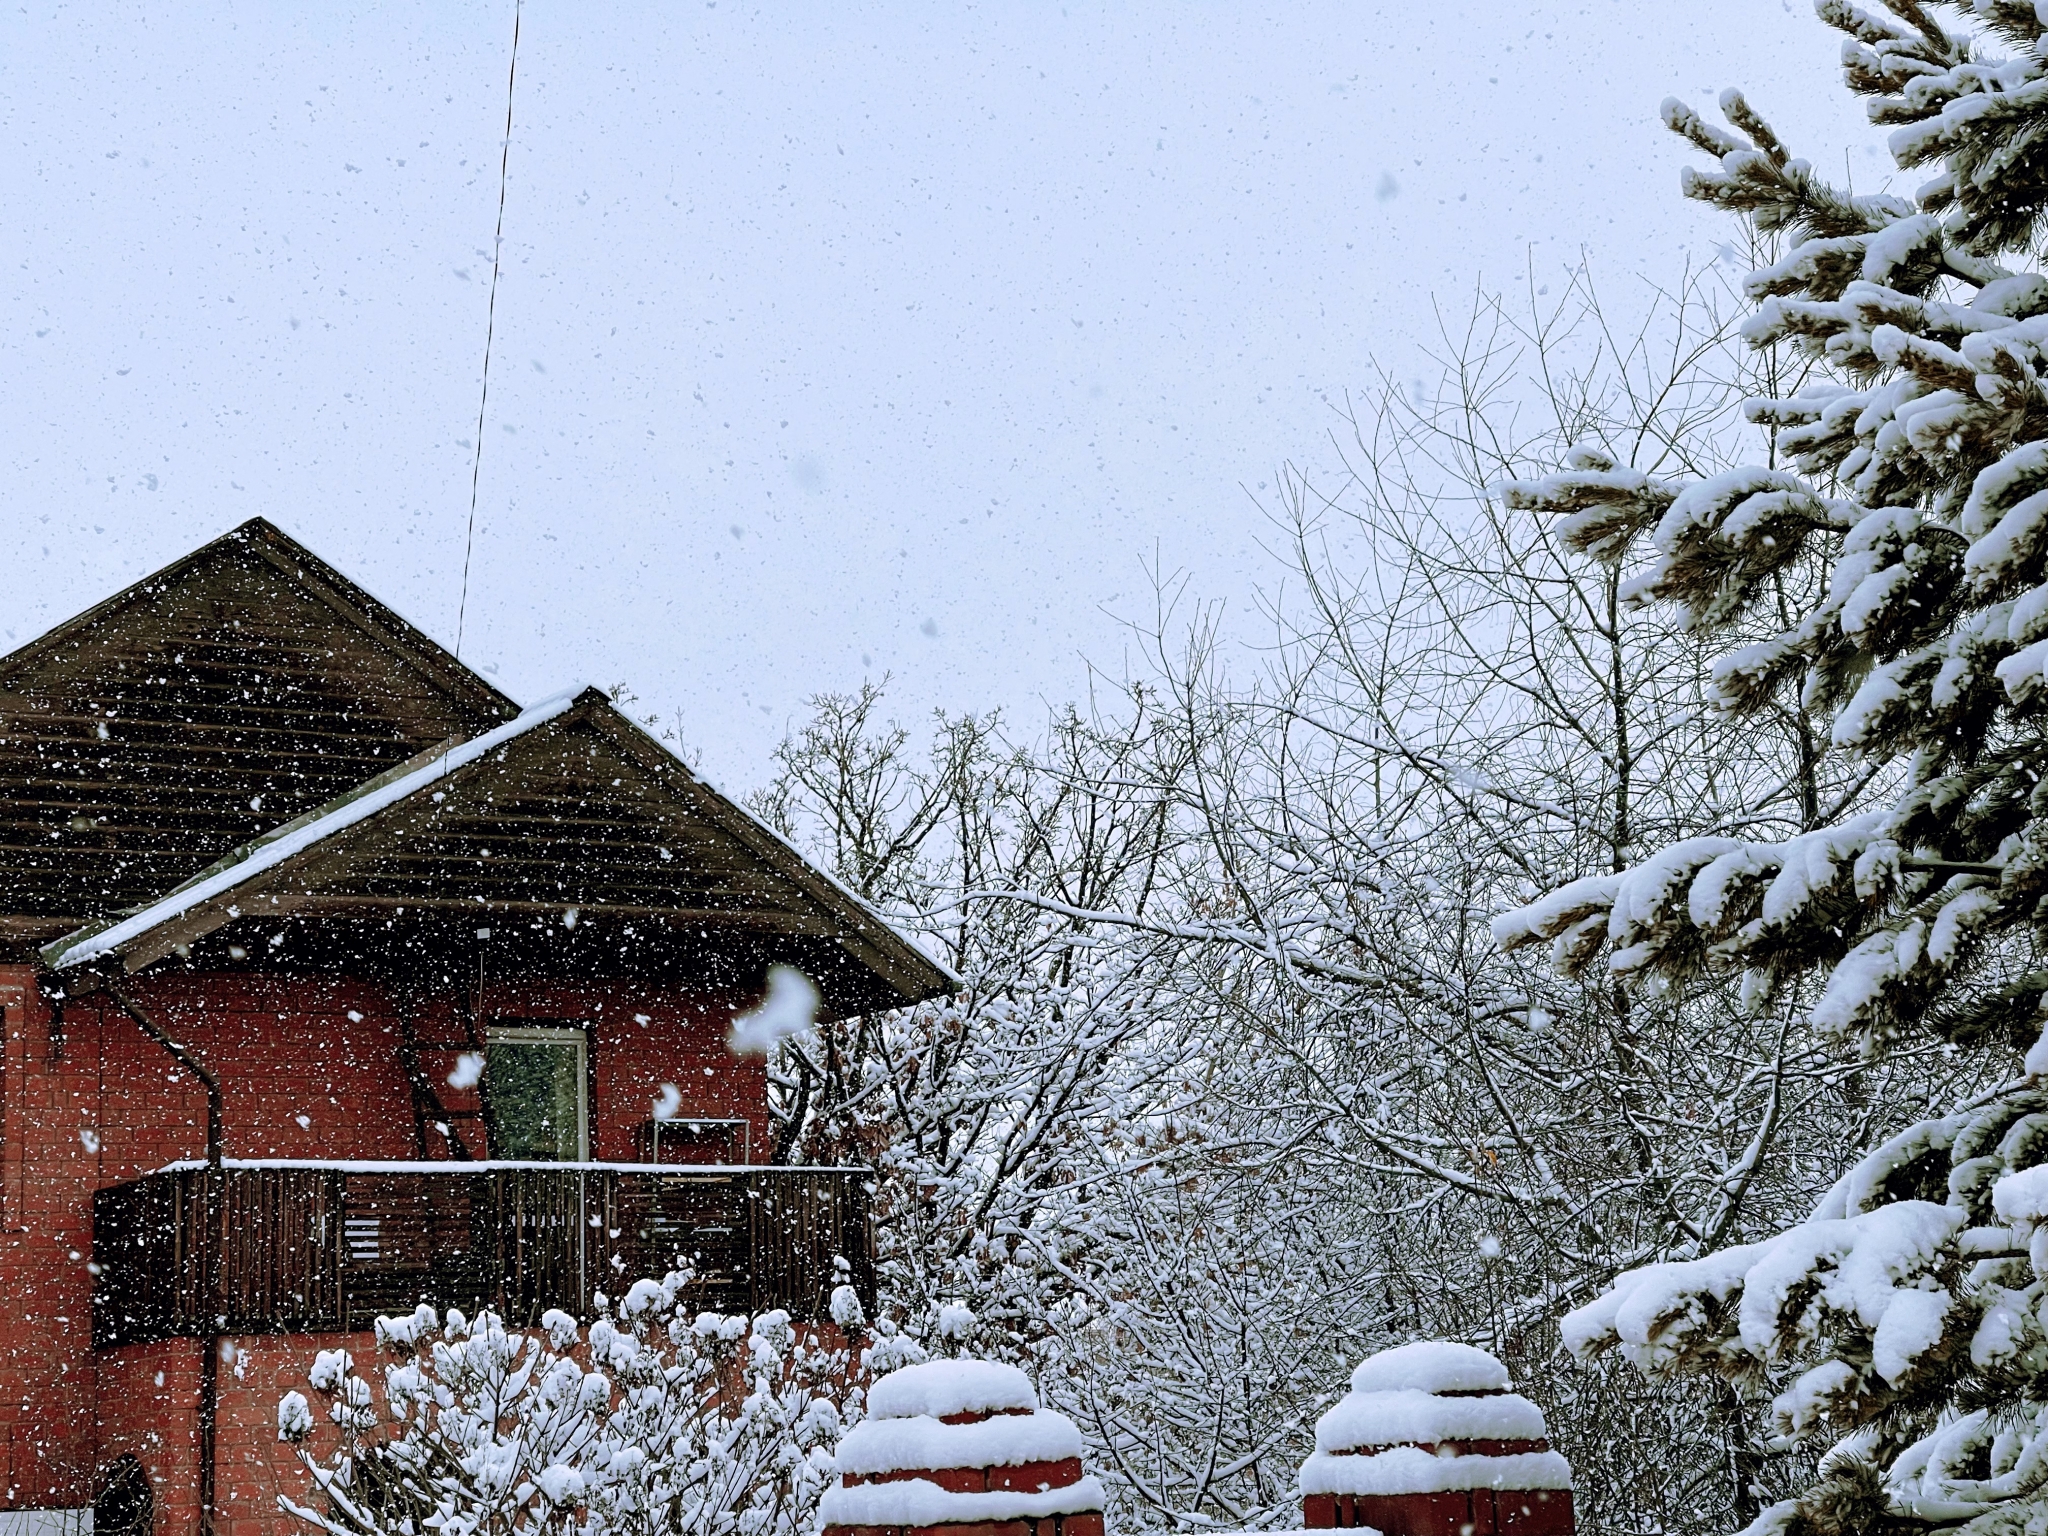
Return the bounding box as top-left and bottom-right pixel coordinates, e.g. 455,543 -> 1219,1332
91,1162 -> 875,1349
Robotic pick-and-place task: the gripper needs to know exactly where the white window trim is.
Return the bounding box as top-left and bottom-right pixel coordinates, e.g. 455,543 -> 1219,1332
484,1024 -> 589,1161
646,1114 -> 752,1165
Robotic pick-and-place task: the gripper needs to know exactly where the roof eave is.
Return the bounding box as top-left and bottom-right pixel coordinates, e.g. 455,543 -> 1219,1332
41,687 -> 587,972
0,517 -> 519,722
40,685 -> 960,1011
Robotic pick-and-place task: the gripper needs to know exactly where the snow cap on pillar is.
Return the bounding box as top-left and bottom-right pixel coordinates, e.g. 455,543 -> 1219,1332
867,1359 -> 1040,1420
1347,1341 -> 1509,1395
1301,1341 -> 1573,1535
822,1358 -> 1106,1536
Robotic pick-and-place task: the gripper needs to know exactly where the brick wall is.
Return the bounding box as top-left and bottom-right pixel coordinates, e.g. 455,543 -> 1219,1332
0,961 -> 771,1532
96,1332 -> 381,1536
213,1333 -> 367,1536
576,984 -> 770,1162
91,975 -> 418,1174
1,967 -> 101,1512
93,1342 -> 197,1536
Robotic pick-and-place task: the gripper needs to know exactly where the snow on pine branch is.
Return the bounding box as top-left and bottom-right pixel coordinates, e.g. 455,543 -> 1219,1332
1497,41 -> 2048,1063
1497,444 -> 1680,563
1559,1076 -> 2048,1517
1501,18 -> 2048,1525
1486,812 -> 2006,1048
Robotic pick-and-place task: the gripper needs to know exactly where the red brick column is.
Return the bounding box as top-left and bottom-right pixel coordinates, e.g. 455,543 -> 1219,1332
822,1360 -> 1104,1536
0,968 -> 101,1516
1300,1343 -> 1572,1536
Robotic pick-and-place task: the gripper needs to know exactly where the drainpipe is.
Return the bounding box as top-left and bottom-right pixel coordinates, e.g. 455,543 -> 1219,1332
104,981 -> 224,1536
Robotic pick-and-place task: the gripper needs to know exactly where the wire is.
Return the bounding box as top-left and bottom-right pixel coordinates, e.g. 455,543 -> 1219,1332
457,0 -> 523,661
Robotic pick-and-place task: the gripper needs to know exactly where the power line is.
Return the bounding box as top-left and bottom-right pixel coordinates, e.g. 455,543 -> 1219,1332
457,0 -> 523,661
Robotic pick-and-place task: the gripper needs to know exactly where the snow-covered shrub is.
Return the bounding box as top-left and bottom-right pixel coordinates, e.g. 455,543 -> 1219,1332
278,1276 -> 911,1536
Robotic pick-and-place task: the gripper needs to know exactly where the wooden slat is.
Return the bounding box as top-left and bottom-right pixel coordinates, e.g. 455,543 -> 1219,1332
91,1164 -> 875,1345
16,572 -> 953,1006
290,897 -> 825,931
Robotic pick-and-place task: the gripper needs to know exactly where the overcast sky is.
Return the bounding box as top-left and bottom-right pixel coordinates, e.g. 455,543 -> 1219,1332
4,1 -> 1887,786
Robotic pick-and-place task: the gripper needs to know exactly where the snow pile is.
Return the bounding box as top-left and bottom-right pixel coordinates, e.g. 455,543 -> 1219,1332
1883,1404 -> 2048,1519
1995,1165 -> 2048,1228
1301,1446 -> 1573,1498
834,1413 -> 1084,1478
822,1359 -> 1104,1532
865,1359 -> 1039,1421
819,1479 -> 1105,1530
1314,1391 -> 1544,1455
1345,1340 -> 1509,1396
1298,1342 -> 1571,1497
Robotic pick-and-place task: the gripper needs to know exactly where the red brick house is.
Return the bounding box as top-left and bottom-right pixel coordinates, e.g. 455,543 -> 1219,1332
0,520 -> 954,1536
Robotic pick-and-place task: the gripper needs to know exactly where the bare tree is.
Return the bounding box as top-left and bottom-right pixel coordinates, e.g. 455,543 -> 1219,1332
748,263 -> 1970,1534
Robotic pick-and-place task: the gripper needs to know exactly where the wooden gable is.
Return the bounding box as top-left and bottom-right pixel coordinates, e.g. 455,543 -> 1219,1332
47,689 -> 956,1015
0,519 -> 517,946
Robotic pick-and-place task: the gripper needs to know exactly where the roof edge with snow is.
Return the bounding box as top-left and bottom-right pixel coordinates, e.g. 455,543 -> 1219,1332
43,688 -> 586,971
42,684 -> 957,1009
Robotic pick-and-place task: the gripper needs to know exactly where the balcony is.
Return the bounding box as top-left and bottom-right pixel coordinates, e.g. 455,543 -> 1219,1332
91,1162 -> 874,1349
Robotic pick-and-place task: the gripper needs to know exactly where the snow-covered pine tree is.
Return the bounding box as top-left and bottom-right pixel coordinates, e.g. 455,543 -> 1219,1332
1497,2 -> 2048,1530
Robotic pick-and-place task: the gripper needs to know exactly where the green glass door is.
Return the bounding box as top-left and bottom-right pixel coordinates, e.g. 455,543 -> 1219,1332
484,1026 -> 587,1161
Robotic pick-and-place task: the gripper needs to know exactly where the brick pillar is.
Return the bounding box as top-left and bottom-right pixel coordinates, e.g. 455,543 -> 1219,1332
0,968 -> 102,1516
822,1359 -> 1105,1536
1300,1342 -> 1572,1536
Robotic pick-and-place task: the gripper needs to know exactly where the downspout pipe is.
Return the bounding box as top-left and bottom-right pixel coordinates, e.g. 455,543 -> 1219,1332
104,981 -> 224,1536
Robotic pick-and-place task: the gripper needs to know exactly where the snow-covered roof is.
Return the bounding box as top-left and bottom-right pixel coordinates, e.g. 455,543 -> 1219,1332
45,689 -> 584,971
41,683 -> 958,1008
608,701 -> 964,994
0,517 -> 520,927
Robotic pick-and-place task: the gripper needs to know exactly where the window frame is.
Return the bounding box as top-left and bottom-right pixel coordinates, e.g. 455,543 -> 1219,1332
482,1023 -> 590,1162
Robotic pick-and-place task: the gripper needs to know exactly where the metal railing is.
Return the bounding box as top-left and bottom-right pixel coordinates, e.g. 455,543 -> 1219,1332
91,1162 -> 873,1348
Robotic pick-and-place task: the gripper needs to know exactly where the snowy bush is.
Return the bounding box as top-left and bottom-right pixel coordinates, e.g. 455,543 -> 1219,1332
277,1277 -> 916,1536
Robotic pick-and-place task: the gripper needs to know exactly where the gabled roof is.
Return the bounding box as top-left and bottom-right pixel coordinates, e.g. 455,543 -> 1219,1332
0,519 -> 519,936
0,517 -> 515,715
45,686 -> 958,1015
45,688 -> 585,971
